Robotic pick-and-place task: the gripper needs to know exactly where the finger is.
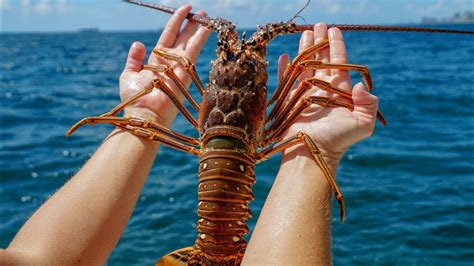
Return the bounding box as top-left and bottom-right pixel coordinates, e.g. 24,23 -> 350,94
156,5 -> 192,48
176,10 -> 207,48
352,82 -> 378,130
298,30 -> 314,82
123,42 -> 146,74
314,23 -> 330,77
184,25 -> 212,62
328,27 -> 350,86
278,54 -> 290,81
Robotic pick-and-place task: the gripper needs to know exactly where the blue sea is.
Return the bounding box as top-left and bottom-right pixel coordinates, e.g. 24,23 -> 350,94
1,24 -> 473,265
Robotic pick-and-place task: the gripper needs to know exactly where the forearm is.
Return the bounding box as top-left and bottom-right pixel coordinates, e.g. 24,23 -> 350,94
243,147 -> 338,266
5,129 -> 158,264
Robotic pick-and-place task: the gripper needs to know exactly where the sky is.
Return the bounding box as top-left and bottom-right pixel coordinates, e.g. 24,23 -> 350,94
1,0 -> 473,32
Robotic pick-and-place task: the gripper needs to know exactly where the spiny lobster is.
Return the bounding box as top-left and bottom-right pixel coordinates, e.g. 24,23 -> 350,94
66,0 -> 473,265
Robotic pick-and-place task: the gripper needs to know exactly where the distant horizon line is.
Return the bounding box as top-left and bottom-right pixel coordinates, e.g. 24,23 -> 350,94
1,21 -> 472,34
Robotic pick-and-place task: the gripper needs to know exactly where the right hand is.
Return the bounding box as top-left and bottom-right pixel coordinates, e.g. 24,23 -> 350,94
278,23 -> 380,165
119,5 -> 211,127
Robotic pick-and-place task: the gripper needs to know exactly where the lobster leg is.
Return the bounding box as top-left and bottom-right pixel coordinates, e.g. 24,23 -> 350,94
68,116 -> 200,155
300,60 -> 373,91
153,49 -> 206,95
148,78 -> 198,129
267,42 -> 388,126
256,131 -> 346,223
67,78 -> 198,135
299,61 -> 386,124
268,66 -> 385,128
267,77 -> 354,133
143,64 -> 200,111
117,124 -> 200,155
266,39 -> 329,122
67,116 -> 198,145
265,96 -> 354,142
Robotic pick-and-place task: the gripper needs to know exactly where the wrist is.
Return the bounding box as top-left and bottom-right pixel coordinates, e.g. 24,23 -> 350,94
276,144 -> 339,204
281,143 -> 342,170
105,128 -> 160,151
124,106 -> 173,128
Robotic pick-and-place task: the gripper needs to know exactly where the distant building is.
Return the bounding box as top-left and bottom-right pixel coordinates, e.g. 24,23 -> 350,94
421,10 -> 473,24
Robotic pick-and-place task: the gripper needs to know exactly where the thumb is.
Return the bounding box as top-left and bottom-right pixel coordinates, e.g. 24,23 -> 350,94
278,54 -> 290,81
352,82 -> 378,128
123,42 -> 146,73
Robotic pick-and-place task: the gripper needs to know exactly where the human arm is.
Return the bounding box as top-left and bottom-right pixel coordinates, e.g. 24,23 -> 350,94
242,24 -> 380,265
1,129 -> 159,265
1,6 -> 210,265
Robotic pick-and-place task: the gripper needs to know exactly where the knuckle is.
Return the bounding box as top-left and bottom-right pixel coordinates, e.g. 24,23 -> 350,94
367,127 -> 375,137
366,123 -> 376,137
119,72 -> 127,81
359,120 -> 376,139
372,95 -> 379,105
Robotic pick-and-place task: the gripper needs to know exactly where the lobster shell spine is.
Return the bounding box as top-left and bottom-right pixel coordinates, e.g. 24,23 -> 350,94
195,149 -> 256,263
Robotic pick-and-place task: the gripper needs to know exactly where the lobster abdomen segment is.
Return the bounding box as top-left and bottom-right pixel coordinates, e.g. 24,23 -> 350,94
195,148 -> 256,263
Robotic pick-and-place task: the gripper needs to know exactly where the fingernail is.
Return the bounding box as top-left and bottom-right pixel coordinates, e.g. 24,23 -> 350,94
279,53 -> 289,62
178,5 -> 191,12
315,23 -> 324,30
303,30 -> 312,41
315,22 -> 327,32
328,28 -> 342,39
358,82 -> 370,94
131,41 -> 144,50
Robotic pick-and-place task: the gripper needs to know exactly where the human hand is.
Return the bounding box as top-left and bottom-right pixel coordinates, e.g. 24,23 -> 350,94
119,5 -> 211,128
279,23 -> 379,165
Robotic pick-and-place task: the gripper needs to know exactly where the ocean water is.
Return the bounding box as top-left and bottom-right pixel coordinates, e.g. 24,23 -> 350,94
0,24 -> 473,265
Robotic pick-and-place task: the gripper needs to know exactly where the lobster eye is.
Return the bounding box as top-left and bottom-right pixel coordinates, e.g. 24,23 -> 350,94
248,39 -> 257,46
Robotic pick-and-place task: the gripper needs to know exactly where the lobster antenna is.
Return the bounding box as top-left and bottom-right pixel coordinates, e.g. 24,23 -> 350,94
125,0 -> 473,35
124,0 -> 211,26
297,24 -> 474,34
293,15 -> 308,25
289,0 -> 310,23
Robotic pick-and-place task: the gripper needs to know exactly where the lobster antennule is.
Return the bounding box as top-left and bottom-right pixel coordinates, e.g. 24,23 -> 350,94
124,0 -> 210,26
296,24 -> 474,34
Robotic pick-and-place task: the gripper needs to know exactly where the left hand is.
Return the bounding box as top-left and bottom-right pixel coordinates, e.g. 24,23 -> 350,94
119,5 -> 211,127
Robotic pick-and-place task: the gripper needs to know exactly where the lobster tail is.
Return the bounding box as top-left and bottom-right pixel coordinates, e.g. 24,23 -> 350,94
195,148 -> 255,264
156,247 -> 193,265
156,146 -> 255,266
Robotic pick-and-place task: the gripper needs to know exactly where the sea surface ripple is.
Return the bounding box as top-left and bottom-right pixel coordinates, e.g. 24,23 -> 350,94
1,24 -> 473,265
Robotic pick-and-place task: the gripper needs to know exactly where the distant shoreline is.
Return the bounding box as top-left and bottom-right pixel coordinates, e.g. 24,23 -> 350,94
418,21 -> 474,25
